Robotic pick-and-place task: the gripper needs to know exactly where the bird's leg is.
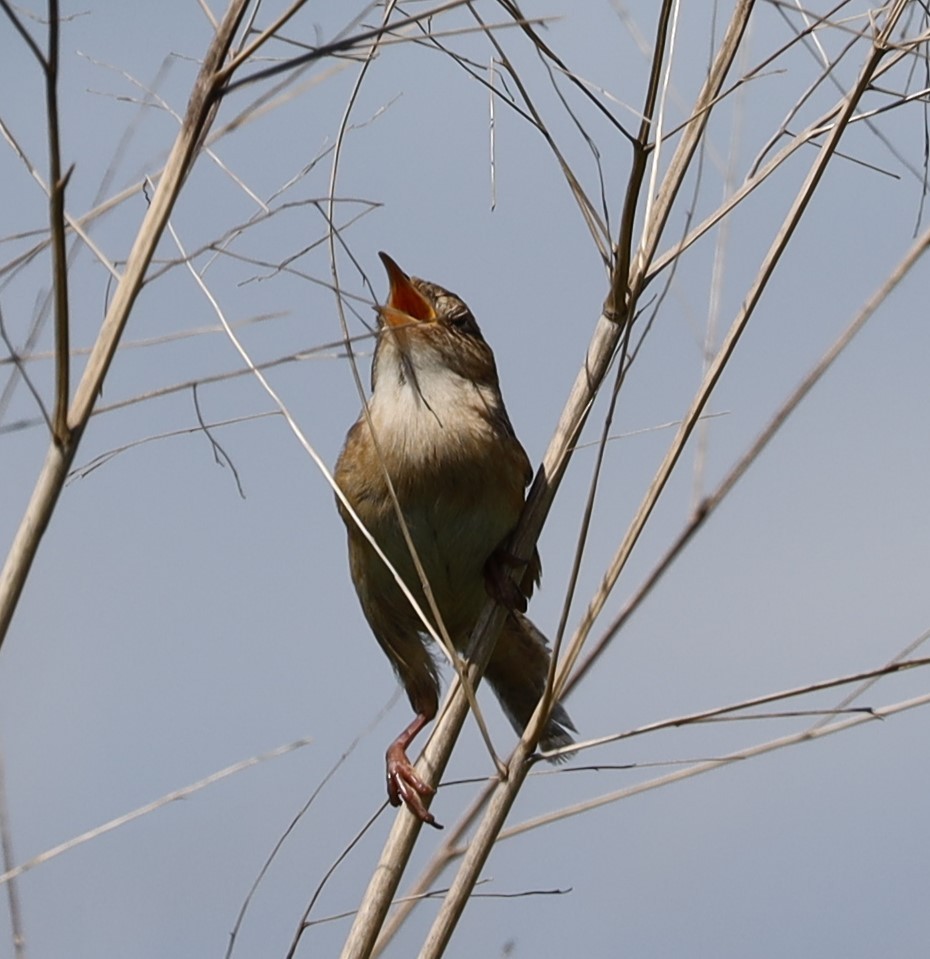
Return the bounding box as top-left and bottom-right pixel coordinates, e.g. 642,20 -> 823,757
386,711 -> 442,829
483,547 -> 529,613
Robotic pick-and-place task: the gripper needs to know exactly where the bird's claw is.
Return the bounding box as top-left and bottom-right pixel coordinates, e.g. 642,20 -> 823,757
386,744 -> 442,829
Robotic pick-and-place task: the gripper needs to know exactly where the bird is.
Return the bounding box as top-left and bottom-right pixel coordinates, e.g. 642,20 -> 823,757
334,253 -> 574,827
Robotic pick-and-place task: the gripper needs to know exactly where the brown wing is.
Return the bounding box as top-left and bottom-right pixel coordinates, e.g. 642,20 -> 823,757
489,425 -> 541,607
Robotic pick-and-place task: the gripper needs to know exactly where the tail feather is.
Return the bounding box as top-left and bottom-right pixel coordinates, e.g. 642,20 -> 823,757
484,610 -> 575,759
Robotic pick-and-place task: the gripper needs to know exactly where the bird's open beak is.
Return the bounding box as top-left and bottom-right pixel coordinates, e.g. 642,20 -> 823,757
378,252 -> 436,328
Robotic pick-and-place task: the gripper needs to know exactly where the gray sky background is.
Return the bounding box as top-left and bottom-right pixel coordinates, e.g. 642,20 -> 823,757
2,3 -> 929,957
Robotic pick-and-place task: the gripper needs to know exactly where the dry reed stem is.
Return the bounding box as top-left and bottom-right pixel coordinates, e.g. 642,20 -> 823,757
2,4 -> 925,957
500,692 -> 930,840
0,1 -> 252,649
334,4 -> 753,957
410,6 -> 760,955
549,0 -> 911,725
372,202 -> 930,947
0,737 -> 313,887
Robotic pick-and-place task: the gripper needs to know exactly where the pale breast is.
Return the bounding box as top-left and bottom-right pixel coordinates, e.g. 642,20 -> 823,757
363,352 -> 519,637
369,344 -> 500,468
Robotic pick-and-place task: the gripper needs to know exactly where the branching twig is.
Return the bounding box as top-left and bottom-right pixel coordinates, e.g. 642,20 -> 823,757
498,692 -> 930,841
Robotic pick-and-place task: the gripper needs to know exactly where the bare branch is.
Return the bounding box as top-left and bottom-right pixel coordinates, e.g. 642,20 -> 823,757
500,692 -> 930,841
219,0 -> 474,94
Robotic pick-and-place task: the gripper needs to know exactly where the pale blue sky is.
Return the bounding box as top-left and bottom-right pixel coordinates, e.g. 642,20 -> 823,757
1,3 -> 929,957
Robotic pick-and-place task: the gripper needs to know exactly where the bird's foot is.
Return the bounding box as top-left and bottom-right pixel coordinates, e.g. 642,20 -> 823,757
484,548 -> 528,612
386,742 -> 442,829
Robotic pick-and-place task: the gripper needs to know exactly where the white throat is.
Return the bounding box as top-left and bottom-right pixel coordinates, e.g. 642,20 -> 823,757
368,337 -> 496,464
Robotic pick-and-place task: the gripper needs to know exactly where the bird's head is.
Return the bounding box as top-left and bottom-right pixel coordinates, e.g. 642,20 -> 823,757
373,252 -> 498,391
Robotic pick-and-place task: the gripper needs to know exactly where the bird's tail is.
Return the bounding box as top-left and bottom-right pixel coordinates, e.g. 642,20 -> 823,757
484,610 -> 575,758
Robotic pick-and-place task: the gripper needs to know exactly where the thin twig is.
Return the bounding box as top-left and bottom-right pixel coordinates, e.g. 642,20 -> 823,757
553,0 -> 911,719
559,658 -> 930,759
225,693 -> 399,959
0,749 -> 26,956
0,737 -> 313,887
68,411 -> 278,482
43,0 -> 71,443
0,305 -> 52,432
0,1 -> 44,62
377,648 -> 930,946
219,0 -> 473,94
498,692 -> 930,842
0,55 -> 174,427
406,5 -> 750,956
287,802 -> 390,959
192,384 -> 246,498
568,204 -> 930,698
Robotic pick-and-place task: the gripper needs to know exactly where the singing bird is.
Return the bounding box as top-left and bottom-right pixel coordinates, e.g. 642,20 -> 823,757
335,253 -> 574,827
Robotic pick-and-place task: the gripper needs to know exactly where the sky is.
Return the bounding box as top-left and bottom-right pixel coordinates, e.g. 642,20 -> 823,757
1,3 -> 929,958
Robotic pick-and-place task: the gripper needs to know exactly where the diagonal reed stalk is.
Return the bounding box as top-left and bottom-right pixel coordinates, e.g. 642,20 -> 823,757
0,1 -> 253,649
417,5 -> 911,957
336,3 -> 755,956
336,1 -> 919,955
